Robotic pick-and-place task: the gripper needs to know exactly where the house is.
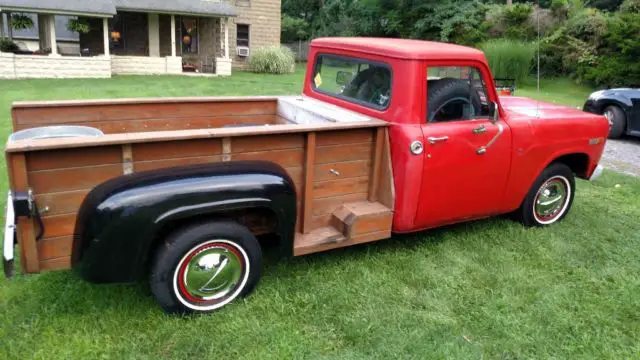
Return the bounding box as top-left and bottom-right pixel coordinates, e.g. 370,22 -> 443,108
0,0 -> 281,79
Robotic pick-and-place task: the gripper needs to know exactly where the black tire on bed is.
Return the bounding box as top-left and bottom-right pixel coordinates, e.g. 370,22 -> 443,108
427,78 -> 482,122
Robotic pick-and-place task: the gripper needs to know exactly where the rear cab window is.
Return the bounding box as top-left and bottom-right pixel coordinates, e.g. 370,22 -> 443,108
312,54 -> 392,110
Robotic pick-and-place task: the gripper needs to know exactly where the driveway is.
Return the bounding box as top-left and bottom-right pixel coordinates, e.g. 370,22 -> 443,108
601,137 -> 640,177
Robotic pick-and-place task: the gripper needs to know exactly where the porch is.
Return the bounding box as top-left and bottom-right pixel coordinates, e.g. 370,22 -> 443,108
0,0 -> 236,79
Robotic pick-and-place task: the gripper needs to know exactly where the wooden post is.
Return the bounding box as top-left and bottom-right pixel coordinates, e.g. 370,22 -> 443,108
368,127 -> 384,202
222,137 -> 231,162
8,153 -> 39,273
170,15 -> 176,57
102,18 -> 110,56
6,12 -> 13,40
302,132 -> 316,233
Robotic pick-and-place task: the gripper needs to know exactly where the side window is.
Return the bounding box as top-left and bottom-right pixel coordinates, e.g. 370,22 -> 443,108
426,66 -> 491,123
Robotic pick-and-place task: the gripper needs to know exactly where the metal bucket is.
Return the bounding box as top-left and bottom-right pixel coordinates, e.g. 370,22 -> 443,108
8,126 -> 104,142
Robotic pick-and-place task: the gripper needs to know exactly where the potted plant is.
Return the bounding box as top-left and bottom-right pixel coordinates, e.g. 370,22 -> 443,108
10,13 -> 34,30
67,18 -> 91,34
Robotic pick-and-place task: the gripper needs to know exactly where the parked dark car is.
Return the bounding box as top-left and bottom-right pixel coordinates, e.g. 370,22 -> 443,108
583,88 -> 640,139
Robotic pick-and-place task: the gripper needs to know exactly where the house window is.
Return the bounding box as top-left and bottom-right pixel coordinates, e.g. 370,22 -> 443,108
236,24 -> 249,47
180,17 -> 198,53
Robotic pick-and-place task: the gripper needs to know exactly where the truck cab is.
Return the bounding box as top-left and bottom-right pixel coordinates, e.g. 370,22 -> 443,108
305,37 -> 608,232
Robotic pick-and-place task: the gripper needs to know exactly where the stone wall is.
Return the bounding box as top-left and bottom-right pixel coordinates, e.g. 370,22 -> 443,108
231,0 -> 282,69
111,55 -> 182,75
0,53 -> 111,79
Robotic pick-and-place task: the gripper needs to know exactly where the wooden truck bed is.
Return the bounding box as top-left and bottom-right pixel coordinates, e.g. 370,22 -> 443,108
5,96 -> 394,274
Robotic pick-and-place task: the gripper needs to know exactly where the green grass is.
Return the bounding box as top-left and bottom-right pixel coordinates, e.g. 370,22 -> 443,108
1,69 -> 639,359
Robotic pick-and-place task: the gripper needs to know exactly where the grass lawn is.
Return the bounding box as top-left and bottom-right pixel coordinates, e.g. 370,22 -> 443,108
1,69 -> 639,359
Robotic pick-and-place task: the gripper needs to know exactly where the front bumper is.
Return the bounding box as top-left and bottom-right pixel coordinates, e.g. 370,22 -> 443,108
589,164 -> 604,181
3,192 -> 15,278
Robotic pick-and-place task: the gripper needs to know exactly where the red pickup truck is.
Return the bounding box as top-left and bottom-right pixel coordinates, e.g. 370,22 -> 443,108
3,38 -> 608,314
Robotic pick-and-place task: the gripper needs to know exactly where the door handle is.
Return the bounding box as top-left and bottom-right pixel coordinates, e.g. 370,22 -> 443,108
472,125 -> 487,134
427,136 -> 449,144
476,123 -> 504,155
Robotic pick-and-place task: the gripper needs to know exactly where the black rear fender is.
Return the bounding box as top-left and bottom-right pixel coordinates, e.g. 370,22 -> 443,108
71,161 -> 296,283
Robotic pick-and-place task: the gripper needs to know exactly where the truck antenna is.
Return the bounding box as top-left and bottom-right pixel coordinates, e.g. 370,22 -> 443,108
536,0 -> 541,118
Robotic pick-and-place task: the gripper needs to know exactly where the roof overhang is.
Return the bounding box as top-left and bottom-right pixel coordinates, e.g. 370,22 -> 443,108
115,7 -> 236,18
0,6 -> 113,17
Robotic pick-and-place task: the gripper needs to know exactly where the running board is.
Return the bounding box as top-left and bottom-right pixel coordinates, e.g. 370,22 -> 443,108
293,201 -> 392,256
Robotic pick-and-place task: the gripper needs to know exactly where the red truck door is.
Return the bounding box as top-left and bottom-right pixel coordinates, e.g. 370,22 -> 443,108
415,65 -> 512,229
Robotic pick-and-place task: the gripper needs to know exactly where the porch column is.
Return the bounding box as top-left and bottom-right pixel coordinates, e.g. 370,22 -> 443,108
48,15 -> 58,56
148,13 -> 159,57
6,12 -> 12,39
170,15 -> 176,57
102,18 -> 110,56
224,18 -> 229,59
0,14 -> 5,38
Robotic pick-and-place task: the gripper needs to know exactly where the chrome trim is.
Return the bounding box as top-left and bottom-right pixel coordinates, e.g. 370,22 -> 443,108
410,140 -> 424,155
4,192 -> 16,277
329,169 -> 340,176
589,165 -> 604,181
427,136 -> 449,145
476,123 -> 504,155
472,125 -> 487,134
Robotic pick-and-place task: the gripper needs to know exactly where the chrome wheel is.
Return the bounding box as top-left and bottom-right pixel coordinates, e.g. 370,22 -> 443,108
604,109 -> 614,127
533,175 -> 571,225
173,240 -> 249,311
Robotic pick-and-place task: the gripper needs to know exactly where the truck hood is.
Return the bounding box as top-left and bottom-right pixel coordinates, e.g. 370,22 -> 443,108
499,96 -> 598,121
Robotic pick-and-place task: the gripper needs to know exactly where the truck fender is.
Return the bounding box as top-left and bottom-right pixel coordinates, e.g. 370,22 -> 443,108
71,161 -> 297,283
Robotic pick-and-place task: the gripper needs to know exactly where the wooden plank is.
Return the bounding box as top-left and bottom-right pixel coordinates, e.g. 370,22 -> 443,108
132,138 -> 222,161
313,176 -> 369,199
41,213 -> 76,239
233,148 -> 304,168
35,190 -> 88,216
22,114 -> 279,134
368,127 -> 385,202
302,132 -> 316,233
134,155 -> 223,172
376,129 -> 395,209
314,160 -> 371,182
9,153 -> 39,273
315,143 -> 372,164
13,100 -> 278,125
311,193 -> 368,217
7,120 -> 388,153
12,95 -> 279,108
26,146 -> 121,171
39,256 -> 71,271
29,164 -> 122,194
293,229 -> 390,256
285,166 -> 303,191
37,236 -> 73,261
231,134 -> 304,153
316,129 -> 373,146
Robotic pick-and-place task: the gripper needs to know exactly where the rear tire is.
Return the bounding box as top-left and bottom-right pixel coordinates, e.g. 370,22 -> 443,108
150,220 -> 262,314
516,163 -> 575,227
604,105 -> 626,139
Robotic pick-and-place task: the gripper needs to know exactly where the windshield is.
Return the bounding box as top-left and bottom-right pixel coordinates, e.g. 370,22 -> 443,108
312,54 -> 392,110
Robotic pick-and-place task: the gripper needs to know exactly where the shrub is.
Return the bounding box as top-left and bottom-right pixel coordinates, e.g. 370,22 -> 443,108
248,46 -> 296,74
577,12 -> 640,87
620,0 -> 640,12
0,38 -> 19,53
480,39 -> 536,82
482,3 -> 537,41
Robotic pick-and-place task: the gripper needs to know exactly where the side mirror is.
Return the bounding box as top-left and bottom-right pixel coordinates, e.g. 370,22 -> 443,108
336,71 -> 353,86
489,101 -> 499,124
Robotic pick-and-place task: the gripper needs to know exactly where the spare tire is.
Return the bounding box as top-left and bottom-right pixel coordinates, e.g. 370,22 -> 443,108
427,78 -> 482,122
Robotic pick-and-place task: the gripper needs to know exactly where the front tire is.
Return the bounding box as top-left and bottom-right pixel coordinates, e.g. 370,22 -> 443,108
604,105 -> 626,139
516,163 -> 575,227
150,220 -> 262,314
